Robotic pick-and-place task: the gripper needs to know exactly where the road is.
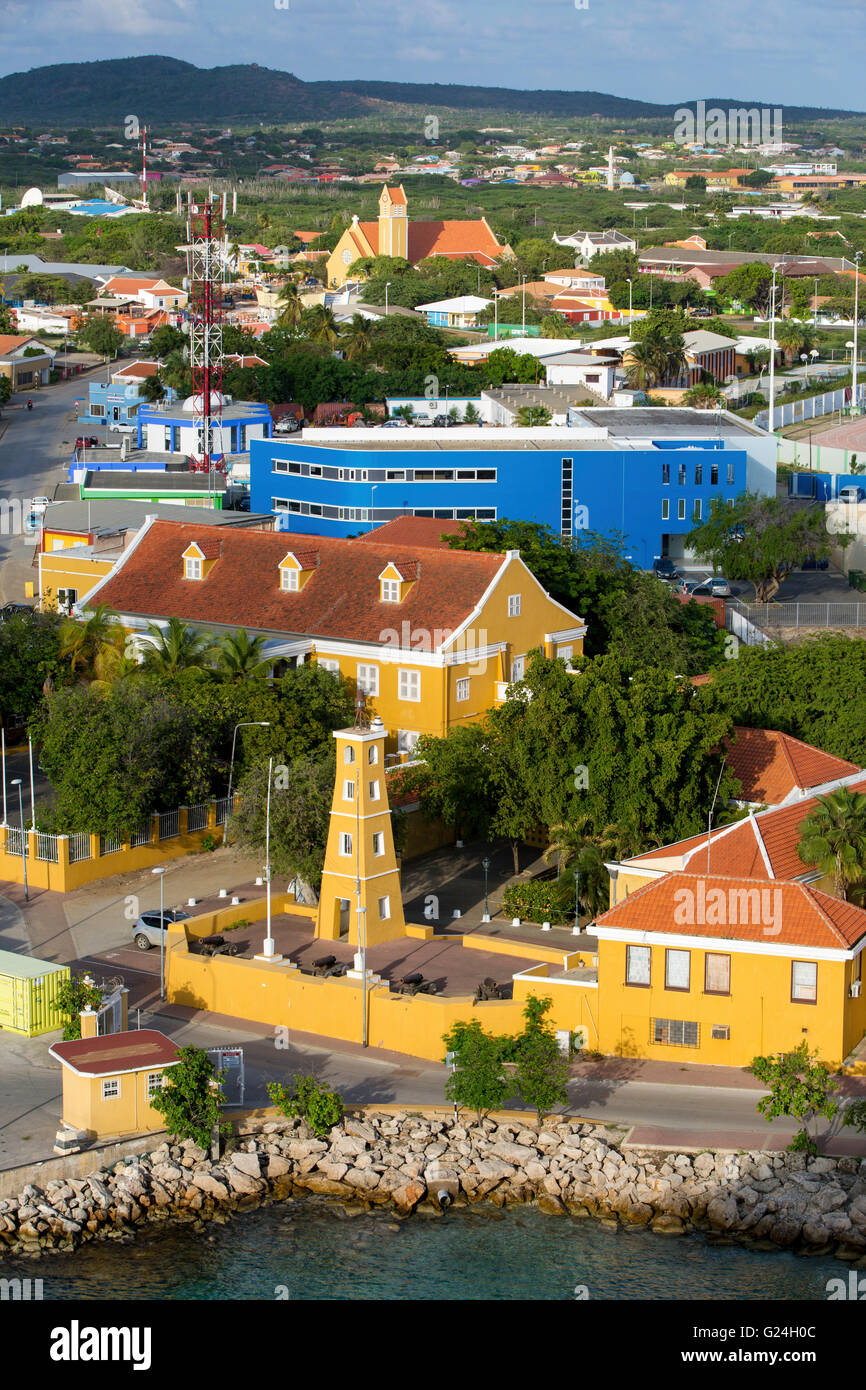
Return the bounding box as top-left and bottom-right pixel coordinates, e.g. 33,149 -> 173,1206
0,365 -> 126,606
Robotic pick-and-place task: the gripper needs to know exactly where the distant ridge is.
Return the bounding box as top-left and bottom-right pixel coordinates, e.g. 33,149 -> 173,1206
0,57 -> 862,125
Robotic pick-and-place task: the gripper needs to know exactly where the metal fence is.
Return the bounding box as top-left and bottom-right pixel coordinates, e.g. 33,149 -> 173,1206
214,796 -> 232,826
99,834 -> 122,856
35,832 -> 59,863
6,826 -> 29,858
187,802 -> 209,833
729,598 -> 866,631
158,810 -> 180,841
68,832 -> 92,863
131,825 -> 153,848
755,385 -> 866,432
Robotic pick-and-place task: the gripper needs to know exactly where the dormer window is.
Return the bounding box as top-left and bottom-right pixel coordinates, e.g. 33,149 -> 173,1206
381,578 -> 399,603
182,539 -> 219,580
185,557 -> 202,581
279,549 -> 318,593
378,559 -> 419,603
281,568 -> 299,592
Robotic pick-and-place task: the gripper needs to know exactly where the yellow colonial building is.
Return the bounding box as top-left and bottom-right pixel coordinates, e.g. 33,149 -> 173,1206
326,185 -> 514,288
86,515 -> 586,757
49,1028 -> 181,1141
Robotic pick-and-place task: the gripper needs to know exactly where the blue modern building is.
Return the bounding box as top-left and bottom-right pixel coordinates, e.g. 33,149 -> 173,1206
138,393 -> 273,457
79,378 -> 177,428
249,408 -> 775,569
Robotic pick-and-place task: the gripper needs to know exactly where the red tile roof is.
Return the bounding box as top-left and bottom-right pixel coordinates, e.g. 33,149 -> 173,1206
630,775 -> 866,882
354,218 -> 507,266
356,517 -> 464,550
596,872 -> 866,949
93,519 -> 505,646
49,1029 -> 180,1077
724,726 -> 861,805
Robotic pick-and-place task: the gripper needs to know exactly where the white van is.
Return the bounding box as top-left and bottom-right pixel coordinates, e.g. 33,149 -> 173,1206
838,485 -> 865,504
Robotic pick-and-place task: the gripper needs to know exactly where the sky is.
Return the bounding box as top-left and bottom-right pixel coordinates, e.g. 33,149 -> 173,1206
0,0 -> 864,111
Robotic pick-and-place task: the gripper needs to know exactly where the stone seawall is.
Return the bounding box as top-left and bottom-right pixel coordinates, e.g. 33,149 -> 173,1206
1,1112 -> 865,1261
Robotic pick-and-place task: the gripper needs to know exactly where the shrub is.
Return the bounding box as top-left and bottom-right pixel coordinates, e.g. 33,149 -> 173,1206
268,1074 -> 344,1137
149,1045 -> 229,1148
501,877 -> 573,925
55,975 -> 102,1040
200,833 -> 217,852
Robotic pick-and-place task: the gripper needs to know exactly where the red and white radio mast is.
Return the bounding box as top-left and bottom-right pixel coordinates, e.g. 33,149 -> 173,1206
182,197 -> 225,484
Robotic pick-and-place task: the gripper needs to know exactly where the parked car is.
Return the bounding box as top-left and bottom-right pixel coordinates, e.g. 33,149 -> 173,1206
376,418 -> 410,428
74,436 -> 99,449
652,557 -> 684,583
109,422 -> 136,434
682,576 -> 732,598
273,416 -> 300,434
235,496 -> 251,512
432,414 -> 459,427
837,485 -> 865,504
133,908 -> 190,950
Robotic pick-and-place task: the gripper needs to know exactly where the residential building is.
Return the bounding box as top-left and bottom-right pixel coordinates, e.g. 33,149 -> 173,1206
0,334 -> 55,389
78,361 -> 173,428
99,276 -> 188,311
326,185 -> 515,288
137,393 -> 272,456
85,516 -> 587,755
415,295 -> 492,328
551,229 -> 638,262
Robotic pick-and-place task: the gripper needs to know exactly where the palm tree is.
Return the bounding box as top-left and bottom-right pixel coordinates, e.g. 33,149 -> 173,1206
140,617 -> 214,676
659,331 -> 689,385
544,820 -> 642,921
276,279 -> 303,331
305,304 -> 339,350
682,380 -> 725,409
776,320 -> 814,366
341,313 -> 372,361
797,787 -> 866,900
57,603 -> 125,681
624,338 -> 662,391
214,629 -> 272,681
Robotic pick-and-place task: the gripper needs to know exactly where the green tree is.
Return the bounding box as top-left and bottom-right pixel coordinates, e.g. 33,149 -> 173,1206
684,175 -> 707,191
213,629 -> 271,681
340,313 -> 372,361
714,262 -> 773,313
390,723 -> 495,843
0,608 -> 63,725
57,603 -> 125,682
140,617 -> 214,676
512,996 -> 570,1124
516,405 -> 552,427
55,975 -> 102,1041
687,492 -> 842,602
140,374 -> 165,403
78,315 -> 125,357
797,787 -> 866,900
442,1020 -> 510,1123
276,279 -> 303,331
464,401 -> 480,424
0,376 -> 11,406
749,1042 -> 839,1155
682,380 -> 725,408
230,753 -> 335,898
149,1045 -> 229,1149
776,320 -> 815,365
267,1075 -> 344,1137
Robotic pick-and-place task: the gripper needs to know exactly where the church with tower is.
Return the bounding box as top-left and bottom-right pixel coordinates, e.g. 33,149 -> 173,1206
326,184 -> 514,288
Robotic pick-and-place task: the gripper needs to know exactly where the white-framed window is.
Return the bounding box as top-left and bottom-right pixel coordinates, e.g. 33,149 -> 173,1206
511,655 -> 525,682
184,557 -> 202,580
665,948 -> 691,991
357,663 -> 379,696
102,1078 -> 120,1100
344,745 -> 355,764
146,1071 -> 164,1099
343,779 -> 355,801
281,567 -> 299,591
372,831 -> 385,856
369,779 -> 380,800
397,729 -> 419,754
339,832 -> 353,857
677,499 -> 686,520
626,944 -> 651,986
557,645 -> 572,661
661,499 -> 670,521
507,593 -> 521,617
792,960 -> 818,1003
381,578 -> 400,603
317,658 -> 340,677
378,895 -> 390,920
398,669 -> 420,702
455,677 -> 470,702
368,745 -> 378,765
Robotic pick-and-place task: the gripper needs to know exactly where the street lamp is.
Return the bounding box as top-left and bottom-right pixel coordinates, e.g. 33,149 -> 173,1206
369,483 -> 377,532
521,275 -> 527,336
481,857 -> 491,923
384,282 -> 391,317
768,261 -> 784,434
573,868 -> 580,929
224,721 -> 270,845
151,866 -> 165,999
626,276 -> 633,322
10,779 -> 27,902
255,755 -> 282,962
853,250 -> 863,414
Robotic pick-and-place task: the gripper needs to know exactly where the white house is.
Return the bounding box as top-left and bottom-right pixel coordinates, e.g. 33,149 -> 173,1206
551,229 -> 638,262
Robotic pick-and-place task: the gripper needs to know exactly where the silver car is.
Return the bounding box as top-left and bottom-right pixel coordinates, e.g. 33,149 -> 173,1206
133,908 -> 189,950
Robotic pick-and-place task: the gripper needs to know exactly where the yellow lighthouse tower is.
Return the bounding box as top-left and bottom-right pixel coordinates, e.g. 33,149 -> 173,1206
377,185 -> 408,261
315,713 -> 405,948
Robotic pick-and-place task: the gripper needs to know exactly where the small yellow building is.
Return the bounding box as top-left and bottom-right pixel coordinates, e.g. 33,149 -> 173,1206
49,1029 -> 181,1141
592,872 -> 866,1068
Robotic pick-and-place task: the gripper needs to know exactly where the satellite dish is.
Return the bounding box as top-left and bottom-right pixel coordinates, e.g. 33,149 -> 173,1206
21,187 -> 43,208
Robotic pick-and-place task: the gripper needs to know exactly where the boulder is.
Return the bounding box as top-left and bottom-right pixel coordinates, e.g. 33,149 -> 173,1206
226,1168 -> 266,1196
230,1152 -> 263,1179
191,1171 -> 230,1200
706,1196 -> 739,1230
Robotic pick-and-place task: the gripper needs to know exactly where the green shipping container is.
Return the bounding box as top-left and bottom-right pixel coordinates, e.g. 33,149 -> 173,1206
0,951 -> 70,1037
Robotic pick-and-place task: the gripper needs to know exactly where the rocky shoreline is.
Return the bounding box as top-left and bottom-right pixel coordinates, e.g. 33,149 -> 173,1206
2,1112 -> 866,1262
